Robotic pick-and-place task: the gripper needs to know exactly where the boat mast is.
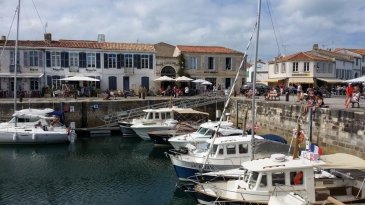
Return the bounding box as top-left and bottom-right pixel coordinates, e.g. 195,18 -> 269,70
14,0 -> 20,127
250,0 -> 261,161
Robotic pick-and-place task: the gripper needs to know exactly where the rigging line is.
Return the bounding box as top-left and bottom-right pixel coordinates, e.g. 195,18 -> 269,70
266,0 -> 281,56
0,6 -> 18,62
31,0 -> 46,33
201,12 -> 258,172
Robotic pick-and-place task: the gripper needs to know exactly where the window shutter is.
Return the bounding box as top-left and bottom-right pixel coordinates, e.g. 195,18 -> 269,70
39,51 -> 43,67
79,52 -> 86,68
64,52 -> 69,67
117,54 -> 122,69
120,54 -> 125,67
104,53 -> 108,69
149,55 -> 153,69
96,53 -> 101,68
46,51 -> 51,67
24,51 -> 29,67
61,52 -> 69,67
134,54 -> 141,69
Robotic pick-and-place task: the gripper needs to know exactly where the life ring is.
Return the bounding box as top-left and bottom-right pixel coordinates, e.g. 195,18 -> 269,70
297,130 -> 305,143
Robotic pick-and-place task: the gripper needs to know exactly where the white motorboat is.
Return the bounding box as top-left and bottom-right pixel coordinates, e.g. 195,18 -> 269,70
191,151 -> 365,205
168,121 -> 243,149
0,109 -> 76,144
167,135 -> 264,180
130,107 -> 208,140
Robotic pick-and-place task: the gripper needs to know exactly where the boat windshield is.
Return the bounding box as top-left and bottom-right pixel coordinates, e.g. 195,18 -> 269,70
9,116 -> 41,123
248,171 -> 260,190
197,127 -> 208,134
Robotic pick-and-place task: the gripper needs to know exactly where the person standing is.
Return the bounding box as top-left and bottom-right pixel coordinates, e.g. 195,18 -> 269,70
296,83 -> 302,102
344,83 -> 353,108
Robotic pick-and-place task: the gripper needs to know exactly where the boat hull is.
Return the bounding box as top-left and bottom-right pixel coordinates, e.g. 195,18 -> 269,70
0,130 -> 71,144
131,126 -> 173,140
118,122 -> 136,137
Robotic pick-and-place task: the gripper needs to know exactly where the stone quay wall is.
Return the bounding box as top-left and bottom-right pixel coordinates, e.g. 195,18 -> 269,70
230,99 -> 365,158
0,99 -> 223,128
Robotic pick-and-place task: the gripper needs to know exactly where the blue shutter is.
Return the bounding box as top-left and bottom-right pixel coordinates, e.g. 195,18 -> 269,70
47,75 -> 52,86
79,52 -> 86,68
46,51 -> 51,67
149,55 -> 153,69
61,52 -> 69,67
96,53 -> 100,68
104,53 -> 108,69
120,54 -> 125,67
134,54 -> 141,69
117,54 -> 122,69
23,51 -> 29,67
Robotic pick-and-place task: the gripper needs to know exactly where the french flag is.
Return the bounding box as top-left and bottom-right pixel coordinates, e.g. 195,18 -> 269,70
310,144 -> 323,155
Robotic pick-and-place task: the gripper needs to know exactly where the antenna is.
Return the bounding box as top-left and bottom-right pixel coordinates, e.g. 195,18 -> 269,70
45,22 -> 48,33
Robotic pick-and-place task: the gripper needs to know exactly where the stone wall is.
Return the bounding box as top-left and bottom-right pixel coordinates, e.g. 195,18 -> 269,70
230,99 -> 365,158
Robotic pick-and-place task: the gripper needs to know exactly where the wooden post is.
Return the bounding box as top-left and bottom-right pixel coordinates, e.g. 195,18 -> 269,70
293,123 -> 301,159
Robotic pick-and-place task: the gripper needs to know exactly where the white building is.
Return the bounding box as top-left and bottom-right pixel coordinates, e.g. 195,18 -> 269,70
245,60 -> 268,84
0,33 -> 156,96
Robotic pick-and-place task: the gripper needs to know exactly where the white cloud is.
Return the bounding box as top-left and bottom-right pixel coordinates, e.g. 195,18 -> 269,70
0,0 -> 364,60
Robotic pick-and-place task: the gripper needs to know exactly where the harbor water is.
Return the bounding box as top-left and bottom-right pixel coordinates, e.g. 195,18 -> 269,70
0,135 -> 195,205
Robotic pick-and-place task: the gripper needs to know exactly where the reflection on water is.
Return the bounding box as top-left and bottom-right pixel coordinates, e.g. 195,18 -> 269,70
0,136 -> 195,205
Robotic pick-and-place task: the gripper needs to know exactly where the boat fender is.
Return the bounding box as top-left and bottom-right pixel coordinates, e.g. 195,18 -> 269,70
13,133 -> 17,141
32,133 -> 36,140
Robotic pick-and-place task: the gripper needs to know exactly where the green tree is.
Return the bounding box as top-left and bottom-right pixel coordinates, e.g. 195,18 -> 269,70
177,53 -> 190,77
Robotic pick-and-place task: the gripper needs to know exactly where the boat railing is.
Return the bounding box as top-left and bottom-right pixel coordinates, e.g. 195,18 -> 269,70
99,96 -> 225,127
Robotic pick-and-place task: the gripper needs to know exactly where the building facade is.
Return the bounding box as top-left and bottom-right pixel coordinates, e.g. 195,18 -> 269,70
0,34 -> 156,96
173,45 -> 245,91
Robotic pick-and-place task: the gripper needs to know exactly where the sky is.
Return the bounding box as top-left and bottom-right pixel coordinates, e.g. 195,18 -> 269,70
0,0 -> 364,62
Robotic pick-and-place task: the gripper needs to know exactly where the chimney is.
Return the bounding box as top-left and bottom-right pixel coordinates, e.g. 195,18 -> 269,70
313,44 -> 319,50
44,33 -> 52,42
1,35 -> 5,40
97,34 -> 105,43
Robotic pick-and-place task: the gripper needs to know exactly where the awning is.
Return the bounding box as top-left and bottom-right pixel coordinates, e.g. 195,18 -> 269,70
263,78 -> 287,83
0,73 -> 44,78
288,77 -> 314,84
60,76 -> 100,82
317,78 -> 344,83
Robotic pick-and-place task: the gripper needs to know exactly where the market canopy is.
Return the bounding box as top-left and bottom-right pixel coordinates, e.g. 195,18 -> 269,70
154,75 -> 175,82
288,77 -> 314,84
202,80 -> 212,85
60,76 -> 100,82
345,75 -> 365,83
175,76 -> 193,82
317,78 -> 344,83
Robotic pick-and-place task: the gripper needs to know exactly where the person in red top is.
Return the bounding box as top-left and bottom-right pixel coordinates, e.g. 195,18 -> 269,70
345,83 -> 353,108
293,171 -> 303,185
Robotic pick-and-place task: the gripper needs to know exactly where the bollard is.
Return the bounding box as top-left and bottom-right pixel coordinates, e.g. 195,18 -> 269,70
285,92 -> 289,101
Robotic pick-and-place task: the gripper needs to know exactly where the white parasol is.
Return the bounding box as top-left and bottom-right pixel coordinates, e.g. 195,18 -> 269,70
60,76 -> 100,82
175,76 -> 193,82
192,79 -> 206,83
202,80 -> 212,85
345,75 -> 365,83
154,75 -> 175,82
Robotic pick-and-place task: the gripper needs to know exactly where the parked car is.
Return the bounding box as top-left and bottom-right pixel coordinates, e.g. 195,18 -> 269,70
240,83 -> 269,95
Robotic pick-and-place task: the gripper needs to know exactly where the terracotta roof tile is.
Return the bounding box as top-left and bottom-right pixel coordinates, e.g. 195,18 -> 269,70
0,39 -> 155,52
177,45 -> 242,54
270,52 -> 332,63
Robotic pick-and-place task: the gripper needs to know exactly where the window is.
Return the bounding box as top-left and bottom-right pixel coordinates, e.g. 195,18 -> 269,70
29,51 -> 39,66
87,53 -> 96,68
272,172 -> 285,185
292,62 -> 298,72
281,63 -> 286,73
356,59 -> 359,66
107,53 -> 117,68
10,51 -> 20,65
290,171 -> 304,185
259,174 -> 267,188
274,64 -> 279,73
189,57 -> 198,69
225,57 -> 232,70
141,54 -> 149,69
125,54 -> 133,68
226,144 -> 236,155
362,56 -> 365,62
30,78 -> 39,90
69,52 -> 79,67
238,144 -> 248,153
304,62 -> 310,72
51,52 -> 61,67
208,57 -> 214,70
